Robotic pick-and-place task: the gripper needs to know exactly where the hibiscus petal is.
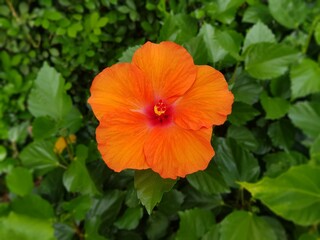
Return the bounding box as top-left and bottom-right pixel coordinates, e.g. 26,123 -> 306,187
88,63 -> 153,121
96,111 -> 150,172
144,125 -> 214,179
174,65 -> 234,130
132,41 -> 197,101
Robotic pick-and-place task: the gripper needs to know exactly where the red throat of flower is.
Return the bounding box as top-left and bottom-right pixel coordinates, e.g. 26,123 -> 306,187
147,99 -> 172,126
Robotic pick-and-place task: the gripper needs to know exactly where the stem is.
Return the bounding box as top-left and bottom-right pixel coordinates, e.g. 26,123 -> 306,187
303,15 -> 320,54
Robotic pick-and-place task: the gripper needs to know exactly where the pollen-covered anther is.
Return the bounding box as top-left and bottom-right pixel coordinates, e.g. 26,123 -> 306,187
153,100 -> 167,116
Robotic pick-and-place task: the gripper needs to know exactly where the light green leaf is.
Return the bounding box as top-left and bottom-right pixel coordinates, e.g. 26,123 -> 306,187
260,92 -> 290,120
214,138 -> 260,188
20,140 -> 60,175
6,167 -> 33,196
134,169 -> 176,214
11,194 -> 54,219
118,45 -> 140,62
228,102 -> 260,126
220,211 -> 277,240
187,163 -> 230,195
290,58 -> 320,100
176,208 -> 215,240
241,164 -> 320,226
288,101 -> 320,139
199,23 -> 227,63
268,119 -> 295,150
268,0 -> 307,29
217,30 -> 243,60
213,0 -> 246,24
244,42 -> 299,80
0,212 -> 55,240
243,21 -> 276,51
114,207 -> 143,230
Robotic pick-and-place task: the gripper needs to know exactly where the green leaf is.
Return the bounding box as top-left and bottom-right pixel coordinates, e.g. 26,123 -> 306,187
176,208 -> 215,240
217,30 -> 243,60
214,138 -> 260,188
220,211 -> 277,240
32,116 -> 57,140
228,102 -> 260,126
260,92 -> 290,120
315,22 -> 320,45
241,164 -> 320,226
6,167 -> 33,196
20,140 -> 60,175
63,159 -> 99,195
157,189 -> 184,216
114,207 -> 143,230
0,212 -> 55,240
242,4 -> 272,24
11,194 -> 54,219
0,145 -> 7,161
185,35 -> 208,65
212,0 -> 246,24
288,101 -> 320,139
243,21 -> 276,51
268,119 -> 295,150
134,170 -> 176,214
263,151 -> 308,178
28,62 -> 71,119
310,134 -> 320,164
231,73 -> 263,104
62,195 -> 92,221
268,0 -> 307,29
199,23 -> 227,63
118,45 -> 140,62
187,162 -> 230,195
290,58 -> 320,100
244,42 -> 299,80
227,125 -> 258,151
146,212 -> 169,240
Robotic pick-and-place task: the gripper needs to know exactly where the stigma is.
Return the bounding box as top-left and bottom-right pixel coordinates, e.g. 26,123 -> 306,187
153,99 -> 167,116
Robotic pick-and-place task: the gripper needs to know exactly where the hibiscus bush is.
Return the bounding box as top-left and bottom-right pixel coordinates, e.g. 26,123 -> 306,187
1,0 -> 320,239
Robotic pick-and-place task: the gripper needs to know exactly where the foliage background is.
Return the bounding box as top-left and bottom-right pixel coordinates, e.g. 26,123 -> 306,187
1,0 -> 320,239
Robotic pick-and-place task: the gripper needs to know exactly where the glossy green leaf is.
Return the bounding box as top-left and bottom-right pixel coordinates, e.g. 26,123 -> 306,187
214,138 -> 260,187
187,162 -> 230,195
220,211 -> 277,240
227,125 -> 258,151
260,92 -> 290,120
288,101 -> 320,139
244,42 -> 299,79
176,208 -> 215,240
20,140 -> 60,175
241,164 -> 320,226
231,73 -> 263,104
243,21 -> 276,51
268,119 -> 295,150
134,170 -> 176,214
0,212 -> 55,240
290,58 -> 320,100
6,167 -> 33,196
228,102 -> 260,126
263,151 -> 308,178
268,0 -> 307,29
114,207 -> 143,230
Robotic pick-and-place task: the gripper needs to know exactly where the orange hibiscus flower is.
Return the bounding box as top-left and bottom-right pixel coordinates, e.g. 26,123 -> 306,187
88,41 -> 234,179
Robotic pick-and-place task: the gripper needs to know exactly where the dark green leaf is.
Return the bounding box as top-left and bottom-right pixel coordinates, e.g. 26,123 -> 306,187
176,208 -> 215,240
268,119 -> 295,150
134,170 -> 176,214
32,116 -> 57,140
241,164 -> 320,226
228,102 -> 260,126
146,212 -> 169,240
214,138 -> 260,187
114,207 -> 143,230
260,91 -> 290,120
62,195 -> 92,221
227,125 -> 258,151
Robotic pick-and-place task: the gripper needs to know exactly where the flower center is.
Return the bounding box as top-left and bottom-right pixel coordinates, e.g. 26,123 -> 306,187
153,99 -> 167,116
